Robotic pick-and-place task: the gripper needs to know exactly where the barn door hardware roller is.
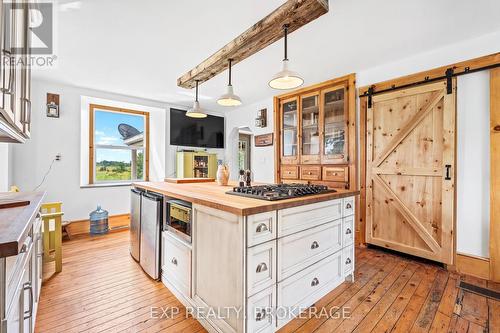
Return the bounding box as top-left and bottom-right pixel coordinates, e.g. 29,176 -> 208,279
367,86 -> 374,108
445,68 -> 454,94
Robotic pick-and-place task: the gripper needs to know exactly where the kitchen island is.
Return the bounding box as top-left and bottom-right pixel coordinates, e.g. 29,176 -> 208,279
0,192 -> 45,333
134,181 -> 358,333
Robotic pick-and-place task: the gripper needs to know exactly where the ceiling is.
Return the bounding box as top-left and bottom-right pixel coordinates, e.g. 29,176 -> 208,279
34,0 -> 500,113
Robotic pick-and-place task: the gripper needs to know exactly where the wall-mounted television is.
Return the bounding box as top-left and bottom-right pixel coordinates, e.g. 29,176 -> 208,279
170,108 -> 225,149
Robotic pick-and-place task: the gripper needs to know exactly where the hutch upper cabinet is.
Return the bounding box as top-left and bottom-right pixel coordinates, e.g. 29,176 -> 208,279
0,0 -> 32,143
274,74 -> 356,190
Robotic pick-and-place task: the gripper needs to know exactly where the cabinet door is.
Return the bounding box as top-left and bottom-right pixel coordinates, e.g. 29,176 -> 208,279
13,1 -> 27,134
0,0 -> 16,126
21,1 -> 30,138
300,92 -> 320,164
321,85 -> 348,164
280,97 -> 299,164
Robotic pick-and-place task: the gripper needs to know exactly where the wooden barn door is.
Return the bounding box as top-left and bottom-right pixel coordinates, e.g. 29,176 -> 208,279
366,80 -> 456,264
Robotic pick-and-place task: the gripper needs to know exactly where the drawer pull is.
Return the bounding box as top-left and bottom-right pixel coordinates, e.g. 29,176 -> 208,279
308,171 -> 312,175
346,228 -> 352,235
256,263 -> 268,273
311,277 -> 320,287
345,258 -> 352,265
310,241 -> 320,250
346,203 -> 352,209
171,257 -> 178,266
256,223 -> 269,233
255,309 -> 267,321
23,282 -> 33,320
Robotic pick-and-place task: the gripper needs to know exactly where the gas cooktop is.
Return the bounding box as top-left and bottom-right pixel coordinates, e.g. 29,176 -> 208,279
226,184 -> 335,201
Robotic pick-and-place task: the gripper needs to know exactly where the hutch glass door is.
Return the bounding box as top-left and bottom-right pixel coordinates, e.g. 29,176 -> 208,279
281,98 -> 299,163
301,93 -> 320,163
322,86 -> 347,163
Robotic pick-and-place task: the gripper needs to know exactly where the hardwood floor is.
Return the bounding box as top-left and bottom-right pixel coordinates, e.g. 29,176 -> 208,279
35,231 -> 498,333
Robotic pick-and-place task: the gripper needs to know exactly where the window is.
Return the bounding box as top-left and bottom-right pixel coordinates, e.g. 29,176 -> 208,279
89,104 -> 149,184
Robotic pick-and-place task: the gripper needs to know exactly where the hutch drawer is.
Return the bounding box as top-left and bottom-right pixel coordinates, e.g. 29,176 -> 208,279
300,165 -> 321,181
281,165 -> 299,179
322,166 -> 348,182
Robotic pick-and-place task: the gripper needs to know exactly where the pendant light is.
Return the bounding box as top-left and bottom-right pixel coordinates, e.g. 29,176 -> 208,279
269,24 -> 304,90
217,59 -> 242,106
186,80 -> 207,118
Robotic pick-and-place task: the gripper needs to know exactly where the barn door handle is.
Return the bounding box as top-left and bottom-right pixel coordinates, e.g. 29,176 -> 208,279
445,165 -> 451,180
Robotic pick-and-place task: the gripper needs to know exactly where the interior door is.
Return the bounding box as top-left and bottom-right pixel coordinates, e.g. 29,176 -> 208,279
366,80 -> 456,264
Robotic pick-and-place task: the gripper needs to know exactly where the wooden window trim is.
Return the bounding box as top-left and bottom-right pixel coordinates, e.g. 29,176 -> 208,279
88,104 -> 150,185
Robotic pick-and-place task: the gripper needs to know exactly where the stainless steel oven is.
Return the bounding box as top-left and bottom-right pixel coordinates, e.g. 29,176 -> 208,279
165,199 -> 192,243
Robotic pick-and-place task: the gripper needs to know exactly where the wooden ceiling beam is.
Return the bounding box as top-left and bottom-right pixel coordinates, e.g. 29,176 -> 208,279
177,0 -> 329,89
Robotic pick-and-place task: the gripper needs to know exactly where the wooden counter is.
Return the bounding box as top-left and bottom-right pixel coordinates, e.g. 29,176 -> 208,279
0,191 -> 45,257
134,181 -> 359,216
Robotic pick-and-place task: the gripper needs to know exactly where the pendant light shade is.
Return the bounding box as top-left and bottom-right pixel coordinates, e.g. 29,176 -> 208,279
186,80 -> 207,118
269,24 -> 303,90
217,59 -> 242,106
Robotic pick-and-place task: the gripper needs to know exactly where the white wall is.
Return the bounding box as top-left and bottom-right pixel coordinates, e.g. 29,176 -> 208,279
0,143 -> 11,192
10,80 -> 224,221
456,72 -> 490,258
225,100 -> 275,183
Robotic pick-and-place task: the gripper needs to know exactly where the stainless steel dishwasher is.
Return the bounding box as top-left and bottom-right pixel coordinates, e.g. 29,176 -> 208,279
130,188 -> 143,261
140,191 -> 163,279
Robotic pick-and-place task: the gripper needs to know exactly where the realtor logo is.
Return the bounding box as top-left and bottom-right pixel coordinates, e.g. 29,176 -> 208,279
4,1 -> 53,55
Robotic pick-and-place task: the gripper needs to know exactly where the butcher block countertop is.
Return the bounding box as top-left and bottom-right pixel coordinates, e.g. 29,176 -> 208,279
0,191 -> 45,258
134,181 -> 359,216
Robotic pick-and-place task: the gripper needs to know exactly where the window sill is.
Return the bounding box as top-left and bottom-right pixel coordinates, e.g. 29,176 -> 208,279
80,183 -> 133,189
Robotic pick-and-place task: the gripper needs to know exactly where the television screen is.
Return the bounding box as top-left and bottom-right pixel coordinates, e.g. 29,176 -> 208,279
170,109 -> 225,148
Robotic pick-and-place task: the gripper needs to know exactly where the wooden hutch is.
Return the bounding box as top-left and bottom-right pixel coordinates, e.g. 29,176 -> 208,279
273,74 -> 356,190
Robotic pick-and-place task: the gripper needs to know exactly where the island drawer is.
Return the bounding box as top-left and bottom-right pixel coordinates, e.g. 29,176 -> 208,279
322,166 -> 348,182
281,165 -> 299,179
277,220 -> 342,281
343,216 -> 354,247
247,240 -> 276,297
276,251 -> 343,329
246,286 -> 275,333
343,245 -> 354,275
162,232 -> 191,298
278,199 -> 342,237
343,197 -> 355,217
300,166 -> 321,181
247,211 -> 277,248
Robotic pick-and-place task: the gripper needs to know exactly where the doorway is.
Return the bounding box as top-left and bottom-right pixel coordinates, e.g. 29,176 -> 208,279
238,133 -> 251,171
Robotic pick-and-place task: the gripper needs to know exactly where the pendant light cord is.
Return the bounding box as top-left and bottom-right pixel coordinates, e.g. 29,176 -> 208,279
195,80 -> 199,102
228,59 -> 232,86
283,24 -> 289,61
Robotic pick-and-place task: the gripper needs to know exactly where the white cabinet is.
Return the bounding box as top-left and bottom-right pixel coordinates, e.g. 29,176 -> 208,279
277,219 -> 342,281
278,199 -> 342,237
276,252 -> 343,329
247,241 -> 276,297
2,218 -> 43,333
161,231 -> 192,298
246,286 -> 275,333
0,0 -> 32,143
174,196 -> 356,333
